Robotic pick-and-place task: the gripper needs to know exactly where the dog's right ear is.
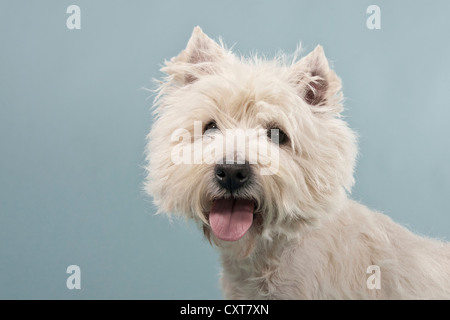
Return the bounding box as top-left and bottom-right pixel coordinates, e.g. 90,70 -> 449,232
162,26 -> 226,85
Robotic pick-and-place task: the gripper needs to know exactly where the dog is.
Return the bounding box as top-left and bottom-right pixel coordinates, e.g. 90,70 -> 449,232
145,26 -> 450,299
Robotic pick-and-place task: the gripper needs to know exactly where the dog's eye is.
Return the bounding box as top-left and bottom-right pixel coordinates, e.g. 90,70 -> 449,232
203,121 -> 219,134
267,128 -> 288,145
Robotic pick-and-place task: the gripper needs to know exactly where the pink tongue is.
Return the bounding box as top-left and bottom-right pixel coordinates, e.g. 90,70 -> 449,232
209,198 -> 254,241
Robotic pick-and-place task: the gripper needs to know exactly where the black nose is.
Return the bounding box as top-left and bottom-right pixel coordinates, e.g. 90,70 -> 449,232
214,162 -> 252,193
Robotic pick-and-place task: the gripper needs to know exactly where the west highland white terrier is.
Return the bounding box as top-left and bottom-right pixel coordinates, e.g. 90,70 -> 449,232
145,27 -> 450,299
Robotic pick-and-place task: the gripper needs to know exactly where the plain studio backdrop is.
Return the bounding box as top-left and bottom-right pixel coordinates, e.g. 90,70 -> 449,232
1,1 -> 449,299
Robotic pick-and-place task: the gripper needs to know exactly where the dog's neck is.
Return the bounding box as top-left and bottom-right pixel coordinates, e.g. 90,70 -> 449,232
217,227 -> 300,270
214,206 -> 339,285
216,228 -> 301,300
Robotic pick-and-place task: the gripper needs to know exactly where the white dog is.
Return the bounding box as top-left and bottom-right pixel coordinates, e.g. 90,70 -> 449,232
145,27 -> 450,299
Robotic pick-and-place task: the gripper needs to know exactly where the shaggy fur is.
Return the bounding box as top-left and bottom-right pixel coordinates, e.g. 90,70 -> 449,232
145,26 -> 450,299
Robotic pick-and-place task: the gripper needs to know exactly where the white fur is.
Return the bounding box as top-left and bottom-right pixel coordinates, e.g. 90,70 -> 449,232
145,27 -> 450,299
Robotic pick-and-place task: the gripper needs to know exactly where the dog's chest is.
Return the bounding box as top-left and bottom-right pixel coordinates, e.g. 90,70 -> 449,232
219,240 -> 308,299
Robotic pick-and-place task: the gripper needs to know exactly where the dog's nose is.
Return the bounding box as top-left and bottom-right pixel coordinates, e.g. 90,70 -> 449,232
215,162 -> 252,193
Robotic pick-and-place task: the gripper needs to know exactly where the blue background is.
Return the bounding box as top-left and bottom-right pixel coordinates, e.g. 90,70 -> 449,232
1,0 -> 449,299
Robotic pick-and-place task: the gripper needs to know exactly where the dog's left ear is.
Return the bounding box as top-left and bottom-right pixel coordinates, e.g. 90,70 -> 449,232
162,26 -> 226,85
290,46 -> 342,112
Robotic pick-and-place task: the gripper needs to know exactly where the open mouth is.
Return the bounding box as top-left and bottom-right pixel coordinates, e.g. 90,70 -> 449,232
209,198 -> 255,241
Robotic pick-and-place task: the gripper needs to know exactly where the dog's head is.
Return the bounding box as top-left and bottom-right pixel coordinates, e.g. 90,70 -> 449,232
145,27 -> 357,253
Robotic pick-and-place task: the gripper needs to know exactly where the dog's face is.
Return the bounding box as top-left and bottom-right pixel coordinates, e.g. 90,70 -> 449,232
145,27 -> 357,250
